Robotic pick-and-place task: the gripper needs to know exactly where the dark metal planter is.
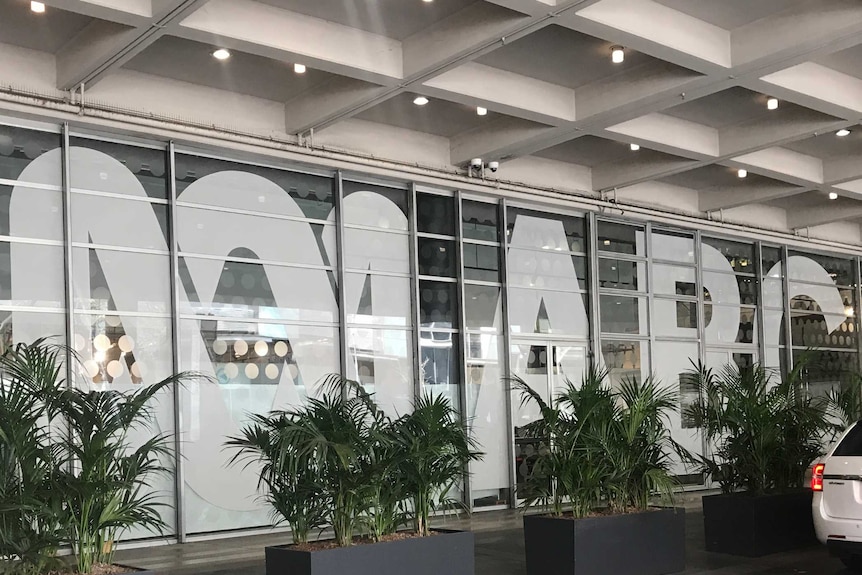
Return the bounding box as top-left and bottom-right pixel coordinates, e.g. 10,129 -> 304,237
523,508 -> 685,575
265,529 -> 474,575
702,490 -> 816,557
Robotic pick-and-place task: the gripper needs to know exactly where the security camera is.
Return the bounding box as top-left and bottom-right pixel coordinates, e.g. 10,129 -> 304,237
470,158 -> 483,169
488,161 -> 499,173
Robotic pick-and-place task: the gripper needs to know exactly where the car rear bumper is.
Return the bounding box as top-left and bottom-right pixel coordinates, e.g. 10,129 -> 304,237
813,493 -> 862,545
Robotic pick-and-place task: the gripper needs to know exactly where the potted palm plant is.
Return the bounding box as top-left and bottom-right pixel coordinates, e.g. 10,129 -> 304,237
513,368 -> 686,575
683,359 -> 832,557
227,375 -> 481,575
0,338 -> 195,574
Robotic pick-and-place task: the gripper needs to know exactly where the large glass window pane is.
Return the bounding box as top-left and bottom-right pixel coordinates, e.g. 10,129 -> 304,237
508,287 -> 589,337
652,230 -> 695,263
510,342 -> 549,494
507,207 -> 586,253
600,295 -> 647,334
343,228 -> 409,273
791,290 -> 855,313
73,248 -> 170,313
463,243 -> 500,282
176,155 -> 334,220
419,280 -> 457,328
467,333 -> 509,507
790,312 -> 857,349
0,310 -> 65,350
420,331 -> 460,410
343,181 -> 408,230
508,248 -> 587,291
703,271 -> 758,305
597,221 -> 645,256
0,125 -> 61,185
71,138 -> 167,199
345,272 -> 411,327
705,305 -> 756,345
462,200 -> 499,242
702,237 -> 755,272
653,299 -> 698,336
347,327 -> 412,415
795,349 -> 858,398
0,242 -> 64,309
464,284 -> 502,330
653,340 -> 702,476
788,251 -> 854,286
0,185 -> 63,240
653,264 -> 696,296
601,340 -> 649,390
179,257 -> 337,324
180,319 -> 338,534
598,258 -> 645,291
762,246 -> 782,275
418,238 -> 456,277
417,193 -> 455,236
73,194 -> 169,251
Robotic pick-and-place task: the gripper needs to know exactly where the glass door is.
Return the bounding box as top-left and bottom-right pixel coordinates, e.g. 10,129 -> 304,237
509,340 -> 588,499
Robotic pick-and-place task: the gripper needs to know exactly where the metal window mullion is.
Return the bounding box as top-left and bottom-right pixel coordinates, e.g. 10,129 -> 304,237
694,229 -> 709,489
455,190 -> 471,509
644,222 -> 655,377
167,141 -> 186,544
856,258 -> 862,376
755,242 -> 766,365
335,172 -> 348,382
500,199 -> 516,508
781,246 -> 794,375
587,213 -> 601,371
61,123 -> 74,387
409,184 -> 421,402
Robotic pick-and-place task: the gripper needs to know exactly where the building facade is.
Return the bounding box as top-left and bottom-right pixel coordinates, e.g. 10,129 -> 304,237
2,115 -> 859,541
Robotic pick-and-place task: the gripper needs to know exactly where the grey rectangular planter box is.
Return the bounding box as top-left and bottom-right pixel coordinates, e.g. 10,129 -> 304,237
523,508 -> 685,575
265,529 -> 474,575
702,490 -> 816,557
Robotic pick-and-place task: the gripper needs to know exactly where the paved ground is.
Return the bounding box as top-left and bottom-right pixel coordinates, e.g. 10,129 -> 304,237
116,508 -> 851,574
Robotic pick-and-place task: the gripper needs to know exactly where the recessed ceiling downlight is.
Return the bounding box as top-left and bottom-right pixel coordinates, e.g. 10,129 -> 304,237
413,96 -> 429,106
212,49 -> 231,60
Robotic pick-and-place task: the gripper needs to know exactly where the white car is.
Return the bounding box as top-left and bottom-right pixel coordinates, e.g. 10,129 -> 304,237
812,421 -> 862,570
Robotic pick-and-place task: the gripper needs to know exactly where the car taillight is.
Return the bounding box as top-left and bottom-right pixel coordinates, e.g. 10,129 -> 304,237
811,463 -> 825,491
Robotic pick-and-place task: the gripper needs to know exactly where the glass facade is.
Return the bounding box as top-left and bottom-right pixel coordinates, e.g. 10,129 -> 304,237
4,118 -> 862,539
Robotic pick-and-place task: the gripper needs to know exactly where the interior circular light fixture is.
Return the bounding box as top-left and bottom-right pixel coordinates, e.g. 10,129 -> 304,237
413,96 -> 429,106
294,63 -> 306,74
212,48 -> 231,60
31,1 -> 45,13
829,192 -> 839,200
630,143 -> 640,151
254,340 -> 269,357
476,106 -> 488,116
767,97 -> 779,110
837,129 -> 852,137
737,169 -> 747,178
611,46 -> 625,64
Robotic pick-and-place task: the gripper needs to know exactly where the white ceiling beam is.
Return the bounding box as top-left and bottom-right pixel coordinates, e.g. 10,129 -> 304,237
760,64 -> 862,117
56,0 -> 208,91
719,109 -> 843,156
449,117 -> 554,165
284,78 -> 392,135
178,0 -> 403,85
47,0 -> 151,25
787,203 -> 862,229
825,157 -> 862,185
592,153 -> 698,191
604,114 -> 719,158
731,148 -> 823,186
422,63 -> 575,125
699,184 -> 807,213
572,0 -> 731,68
835,180 -> 862,197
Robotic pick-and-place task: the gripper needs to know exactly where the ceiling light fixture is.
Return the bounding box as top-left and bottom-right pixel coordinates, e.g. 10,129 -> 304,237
630,143 -> 640,151
476,106 -> 488,116
212,48 -> 231,60
294,63 -> 306,74
837,129 -> 851,137
423,0 -> 433,3
829,192 -> 839,200
737,169 -> 747,178
767,97 -> 779,110
413,96 -> 429,106
611,46 -> 625,64
30,1 -> 45,12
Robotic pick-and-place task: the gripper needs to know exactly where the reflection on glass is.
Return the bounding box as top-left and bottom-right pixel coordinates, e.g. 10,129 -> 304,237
795,349 -> 858,398
464,284 -> 501,330
71,137 -> 167,199
598,258 -> 645,291
0,243 -> 65,308
652,339 -> 699,475
703,272 -> 758,305
790,313 -> 857,349
510,343 -> 549,495
347,327 -> 412,415
788,251 -> 854,287
652,230 -> 695,263
703,237 -> 755,273
601,340 -> 648,391
419,280 -> 457,328
597,221 -> 645,256
420,331 -> 459,411
463,243 -> 500,282
506,207 -> 586,253
418,238 -> 456,277
417,193 -> 455,236
0,125 -> 61,183
0,185 -> 63,240
176,155 -> 334,220
704,305 -> 756,344
0,310 -> 65,354
462,200 -> 499,242
600,295 -> 645,334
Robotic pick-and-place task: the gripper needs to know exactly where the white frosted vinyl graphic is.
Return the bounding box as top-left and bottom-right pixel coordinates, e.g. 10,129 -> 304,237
342,190 -> 408,231
653,340 -> 700,474
8,187 -> 63,241
345,273 -> 411,327
508,216 -> 589,337
347,327 -> 412,415
652,233 -> 695,263
343,228 -> 410,273
701,243 -> 744,345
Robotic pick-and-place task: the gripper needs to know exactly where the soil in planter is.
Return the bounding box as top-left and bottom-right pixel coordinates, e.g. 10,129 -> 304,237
47,564 -> 140,575
538,507 -> 666,520
291,531 -> 440,552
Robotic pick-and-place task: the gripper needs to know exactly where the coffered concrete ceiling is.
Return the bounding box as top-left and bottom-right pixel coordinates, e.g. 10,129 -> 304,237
2,0 -> 862,240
